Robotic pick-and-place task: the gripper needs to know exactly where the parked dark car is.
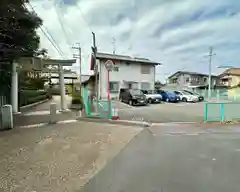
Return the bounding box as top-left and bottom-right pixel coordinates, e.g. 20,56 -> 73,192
119,88 -> 147,106
183,90 -> 204,101
156,90 -> 180,102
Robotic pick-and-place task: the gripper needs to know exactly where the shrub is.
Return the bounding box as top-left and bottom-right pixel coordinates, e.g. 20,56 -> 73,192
19,90 -> 49,107
71,95 -> 82,104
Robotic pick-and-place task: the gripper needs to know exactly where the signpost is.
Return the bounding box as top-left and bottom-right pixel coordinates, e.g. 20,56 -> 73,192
105,60 -> 114,117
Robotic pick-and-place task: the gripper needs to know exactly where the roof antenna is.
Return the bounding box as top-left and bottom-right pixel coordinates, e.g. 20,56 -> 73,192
112,37 -> 116,54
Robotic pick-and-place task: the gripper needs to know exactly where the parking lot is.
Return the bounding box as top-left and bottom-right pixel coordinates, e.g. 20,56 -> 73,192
115,101 -> 205,123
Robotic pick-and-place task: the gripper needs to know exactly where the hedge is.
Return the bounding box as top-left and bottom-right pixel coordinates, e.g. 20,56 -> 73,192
71,94 -> 83,105
19,90 -> 50,107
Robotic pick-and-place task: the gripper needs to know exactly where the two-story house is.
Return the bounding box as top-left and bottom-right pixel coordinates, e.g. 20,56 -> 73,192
219,68 -> 240,87
167,71 -> 219,88
87,52 -> 160,99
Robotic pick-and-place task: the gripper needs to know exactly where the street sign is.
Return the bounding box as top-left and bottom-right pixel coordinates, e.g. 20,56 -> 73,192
105,60 -> 114,71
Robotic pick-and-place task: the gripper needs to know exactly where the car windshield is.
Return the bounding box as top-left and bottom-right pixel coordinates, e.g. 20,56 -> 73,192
130,89 -> 142,95
147,90 -> 156,94
183,91 -> 191,95
184,90 -> 199,95
166,91 -> 175,96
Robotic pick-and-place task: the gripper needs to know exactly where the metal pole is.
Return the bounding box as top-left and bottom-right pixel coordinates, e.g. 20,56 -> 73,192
207,46 -> 216,100
208,47 -> 212,100
59,64 -> 67,111
92,32 -> 98,113
79,46 -> 82,91
112,37 -> 116,54
107,70 -> 111,117
72,43 -> 82,90
11,62 -> 19,113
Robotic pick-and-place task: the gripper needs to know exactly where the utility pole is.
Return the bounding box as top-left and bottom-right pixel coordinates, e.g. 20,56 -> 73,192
112,37 -> 116,54
206,46 -> 216,99
92,32 -> 98,113
72,43 -> 82,91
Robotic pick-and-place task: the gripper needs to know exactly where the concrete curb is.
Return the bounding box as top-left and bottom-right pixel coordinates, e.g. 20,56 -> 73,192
18,119 -> 78,129
20,99 -> 49,110
16,117 -> 149,129
76,117 -> 151,127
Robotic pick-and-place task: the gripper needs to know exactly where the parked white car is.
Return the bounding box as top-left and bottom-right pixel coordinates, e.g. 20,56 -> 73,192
174,90 -> 198,102
141,90 -> 162,103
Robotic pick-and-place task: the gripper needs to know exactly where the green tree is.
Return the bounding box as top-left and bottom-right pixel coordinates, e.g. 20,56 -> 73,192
0,0 -> 43,94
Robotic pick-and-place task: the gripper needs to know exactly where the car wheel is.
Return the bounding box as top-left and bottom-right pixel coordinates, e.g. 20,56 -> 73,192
119,97 -> 123,102
129,100 -> 133,106
148,98 -> 153,104
182,98 -> 187,102
166,98 -> 169,102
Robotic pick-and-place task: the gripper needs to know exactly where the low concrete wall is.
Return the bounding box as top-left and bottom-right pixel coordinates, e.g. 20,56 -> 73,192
14,111 -> 77,127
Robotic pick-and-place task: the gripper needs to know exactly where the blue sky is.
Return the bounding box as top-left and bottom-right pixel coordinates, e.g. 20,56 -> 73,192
32,0 -> 240,82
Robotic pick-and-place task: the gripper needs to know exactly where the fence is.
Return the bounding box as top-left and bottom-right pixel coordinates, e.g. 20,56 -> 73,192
0,95 -> 8,107
204,101 -> 240,122
187,88 -> 240,101
81,88 -> 112,119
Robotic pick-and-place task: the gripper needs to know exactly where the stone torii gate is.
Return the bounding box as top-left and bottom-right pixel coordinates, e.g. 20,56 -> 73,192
12,57 -> 76,113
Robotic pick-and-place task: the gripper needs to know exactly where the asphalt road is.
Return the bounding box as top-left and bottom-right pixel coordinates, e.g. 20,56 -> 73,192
81,124 -> 240,192
117,102 -> 205,123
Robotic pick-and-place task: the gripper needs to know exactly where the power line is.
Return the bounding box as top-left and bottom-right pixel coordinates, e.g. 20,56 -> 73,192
75,4 -> 93,33
25,2 -> 66,58
39,27 -> 65,58
53,1 -> 74,54
72,43 -> 82,89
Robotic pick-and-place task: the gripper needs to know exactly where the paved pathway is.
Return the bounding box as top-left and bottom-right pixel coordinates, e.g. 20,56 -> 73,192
0,121 -> 142,192
14,95 -> 74,127
20,95 -> 72,113
81,124 -> 240,192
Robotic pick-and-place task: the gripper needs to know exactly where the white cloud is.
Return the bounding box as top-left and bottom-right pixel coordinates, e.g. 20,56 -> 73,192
31,0 -> 240,81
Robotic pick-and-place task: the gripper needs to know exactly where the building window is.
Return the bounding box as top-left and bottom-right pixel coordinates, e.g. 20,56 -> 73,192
128,82 -> 138,89
196,77 -> 199,83
109,81 -> 119,93
186,77 -> 190,83
170,78 -> 177,84
141,65 -> 151,74
141,82 -> 150,90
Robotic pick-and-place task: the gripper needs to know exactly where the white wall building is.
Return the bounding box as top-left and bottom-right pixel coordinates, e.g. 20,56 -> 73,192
96,52 -> 160,99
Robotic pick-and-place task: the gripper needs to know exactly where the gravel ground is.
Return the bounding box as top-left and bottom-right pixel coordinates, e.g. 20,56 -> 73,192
0,121 -> 142,192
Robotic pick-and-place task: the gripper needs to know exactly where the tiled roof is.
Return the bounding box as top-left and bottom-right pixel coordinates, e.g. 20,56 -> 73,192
168,71 -> 218,79
221,68 -> 240,76
96,52 -> 161,65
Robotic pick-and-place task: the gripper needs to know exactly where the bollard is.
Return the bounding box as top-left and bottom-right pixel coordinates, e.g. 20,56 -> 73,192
1,105 -> 13,129
216,90 -> 220,100
76,110 -> 82,117
112,108 -> 119,120
49,103 -> 57,124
